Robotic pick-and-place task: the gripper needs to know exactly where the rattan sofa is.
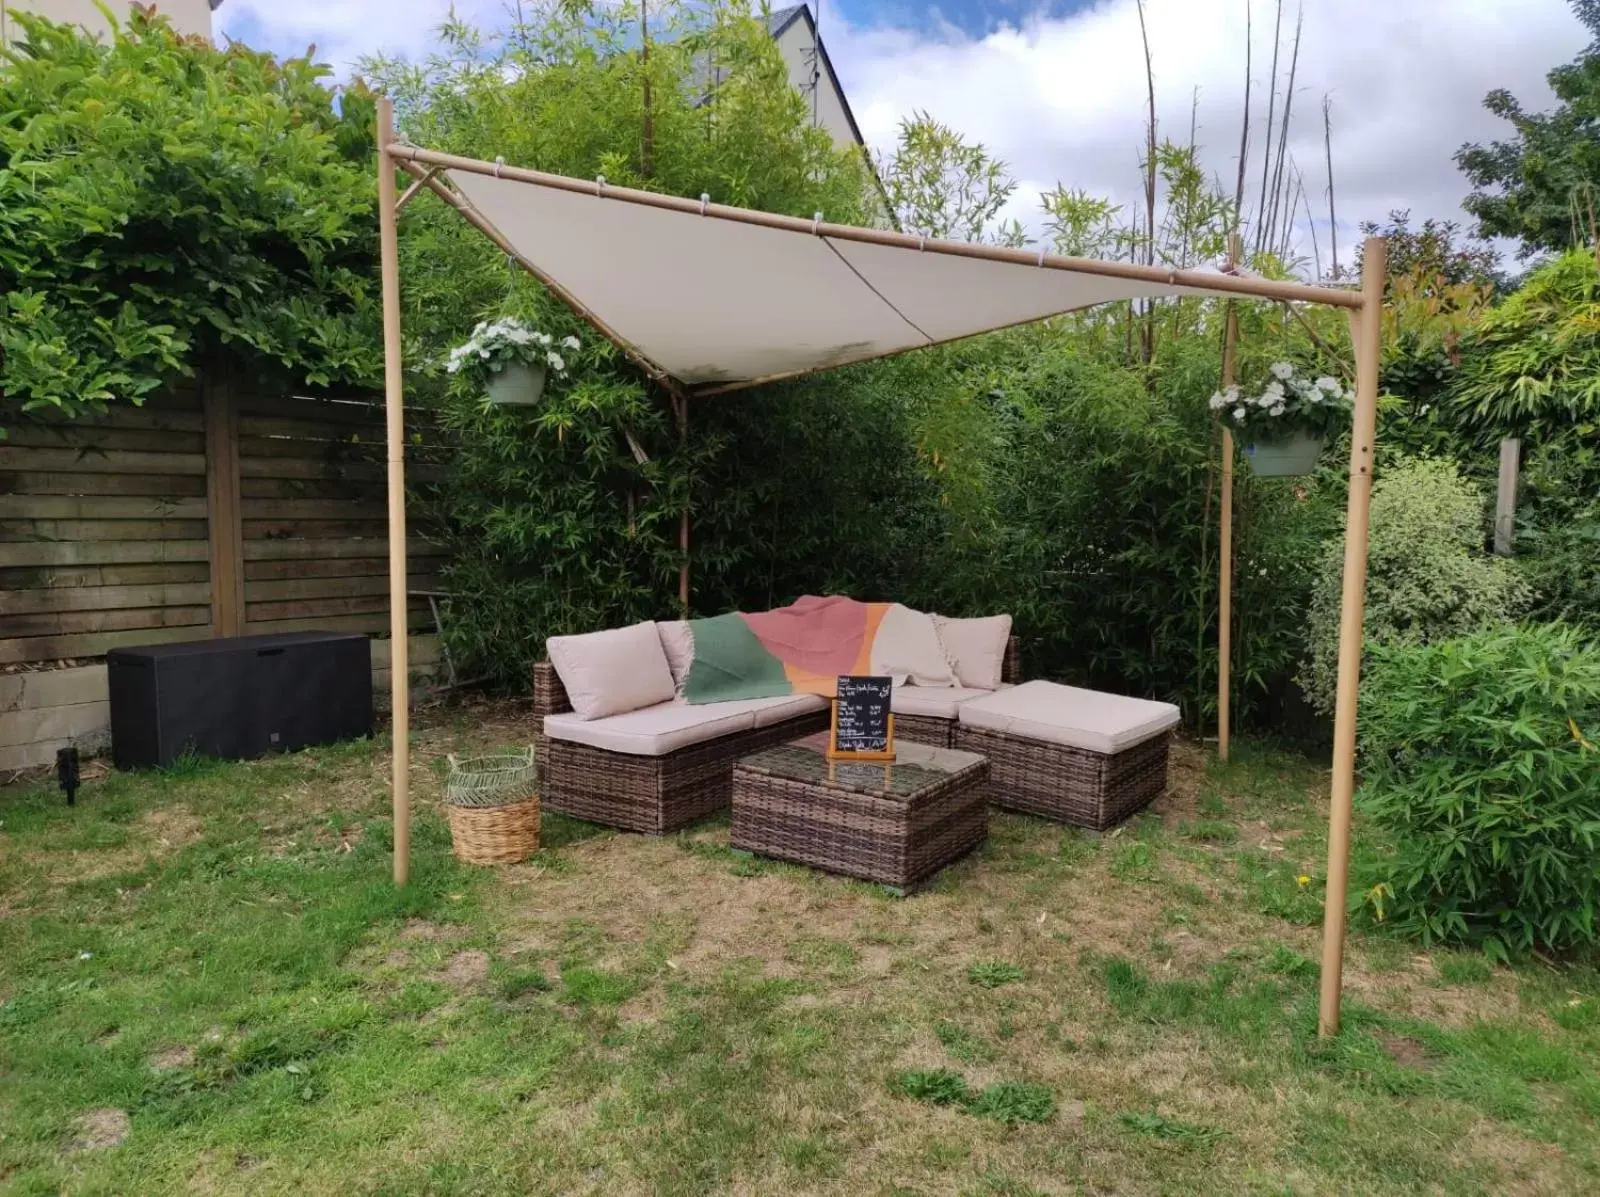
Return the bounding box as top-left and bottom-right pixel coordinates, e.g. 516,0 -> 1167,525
530,636 -> 1021,835
889,637 -> 1022,748
532,662 -> 830,833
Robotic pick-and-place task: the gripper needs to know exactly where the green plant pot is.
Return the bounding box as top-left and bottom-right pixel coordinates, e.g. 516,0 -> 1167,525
485,361 -> 546,406
1243,430 -> 1324,477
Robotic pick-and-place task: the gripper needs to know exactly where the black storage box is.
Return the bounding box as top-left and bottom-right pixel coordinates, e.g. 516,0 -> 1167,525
108,632 -> 373,769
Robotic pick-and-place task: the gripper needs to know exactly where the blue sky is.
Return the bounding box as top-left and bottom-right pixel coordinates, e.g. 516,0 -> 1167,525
217,3 -> 1105,61
214,1 -> 1588,265
823,2 -> 1098,39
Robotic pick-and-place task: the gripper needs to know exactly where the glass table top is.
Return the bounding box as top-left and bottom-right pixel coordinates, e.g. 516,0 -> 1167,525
738,732 -> 986,799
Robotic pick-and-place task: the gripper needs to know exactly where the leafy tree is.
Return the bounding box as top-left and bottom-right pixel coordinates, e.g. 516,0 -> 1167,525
0,9 -> 381,420
877,111 -> 1023,245
1357,211 -> 1502,293
1456,1 -> 1600,258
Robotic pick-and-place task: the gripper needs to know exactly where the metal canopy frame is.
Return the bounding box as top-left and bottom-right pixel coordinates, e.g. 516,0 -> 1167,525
373,99 -> 1387,1037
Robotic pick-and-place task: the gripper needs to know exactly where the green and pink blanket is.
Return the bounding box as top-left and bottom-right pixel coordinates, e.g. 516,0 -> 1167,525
681,595 -> 952,704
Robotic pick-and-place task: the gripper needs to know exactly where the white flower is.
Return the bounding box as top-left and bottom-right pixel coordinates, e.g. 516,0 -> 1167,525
1208,392 -> 1228,411
1264,380 -> 1285,398
1270,361 -> 1294,380
1315,376 -> 1340,393
561,335 -> 581,351
537,333 -> 553,346
546,352 -> 565,372
1269,403 -> 1286,416
1232,406 -> 1247,421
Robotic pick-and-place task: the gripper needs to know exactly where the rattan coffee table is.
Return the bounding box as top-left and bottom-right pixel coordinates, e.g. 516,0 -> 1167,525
730,732 -> 989,893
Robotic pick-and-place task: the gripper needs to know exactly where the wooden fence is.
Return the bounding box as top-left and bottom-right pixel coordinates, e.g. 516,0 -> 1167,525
1,381 -> 447,770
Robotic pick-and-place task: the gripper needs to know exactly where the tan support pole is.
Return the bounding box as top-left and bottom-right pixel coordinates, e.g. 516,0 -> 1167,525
377,97 -> 412,888
1218,233 -> 1241,762
676,395 -> 690,617
1318,235 -> 1386,1036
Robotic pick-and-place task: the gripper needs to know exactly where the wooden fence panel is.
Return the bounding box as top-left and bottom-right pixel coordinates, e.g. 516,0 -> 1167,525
234,391 -> 443,638
0,390 -> 213,663
2,386 -> 445,665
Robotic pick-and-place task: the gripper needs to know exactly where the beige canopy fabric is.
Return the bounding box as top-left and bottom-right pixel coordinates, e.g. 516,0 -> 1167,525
440,162 -> 1294,389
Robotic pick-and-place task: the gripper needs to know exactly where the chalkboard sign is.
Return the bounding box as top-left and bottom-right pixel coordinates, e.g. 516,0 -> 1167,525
829,675 -> 896,761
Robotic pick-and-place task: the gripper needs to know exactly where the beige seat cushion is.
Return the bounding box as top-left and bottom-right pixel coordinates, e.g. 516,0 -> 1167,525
547,621 -> 677,721
545,701 -> 755,757
709,693 -> 830,728
934,614 -> 1013,690
891,685 -> 1001,721
958,680 -> 1179,755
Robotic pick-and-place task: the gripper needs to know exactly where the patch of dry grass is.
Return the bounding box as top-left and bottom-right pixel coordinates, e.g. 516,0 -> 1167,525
1,703 -> 1596,1196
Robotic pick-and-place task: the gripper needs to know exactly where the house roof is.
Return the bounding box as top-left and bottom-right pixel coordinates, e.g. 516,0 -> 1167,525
767,3 -> 870,151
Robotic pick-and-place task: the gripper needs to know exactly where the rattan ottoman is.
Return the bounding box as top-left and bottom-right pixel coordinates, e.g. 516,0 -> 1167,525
954,681 -> 1180,831
731,733 -> 989,893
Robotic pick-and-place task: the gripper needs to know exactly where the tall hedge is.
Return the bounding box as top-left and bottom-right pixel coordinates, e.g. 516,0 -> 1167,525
0,10 -> 380,420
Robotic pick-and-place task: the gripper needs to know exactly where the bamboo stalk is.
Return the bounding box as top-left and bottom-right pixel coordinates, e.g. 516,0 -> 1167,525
1323,95 -> 1339,279
1219,233 -> 1241,763
1234,0 -> 1253,227
1254,0 -> 1285,254
378,98 -> 411,889
1266,4 -> 1304,254
1136,0 -> 1158,366
1298,164 -> 1324,280
676,395 -> 689,615
1318,234 -> 1386,1037
386,144 -> 1363,311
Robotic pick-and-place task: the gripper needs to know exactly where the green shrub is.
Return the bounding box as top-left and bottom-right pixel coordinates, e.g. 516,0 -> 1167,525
1515,437 -> 1600,632
1356,622 -> 1600,956
1451,250 -> 1600,443
1302,456 -> 1528,713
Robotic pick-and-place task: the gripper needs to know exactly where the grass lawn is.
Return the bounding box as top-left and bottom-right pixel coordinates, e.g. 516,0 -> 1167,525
2,698 -> 1597,1195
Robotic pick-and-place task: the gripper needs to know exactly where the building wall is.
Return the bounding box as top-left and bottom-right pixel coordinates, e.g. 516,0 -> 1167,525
1,0 -> 215,42
771,17 -> 859,154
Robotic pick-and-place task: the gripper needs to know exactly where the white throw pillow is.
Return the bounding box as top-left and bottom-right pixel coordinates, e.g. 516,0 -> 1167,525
655,620 -> 695,696
934,614 -> 1013,690
547,621 -> 677,720
870,604 -> 957,687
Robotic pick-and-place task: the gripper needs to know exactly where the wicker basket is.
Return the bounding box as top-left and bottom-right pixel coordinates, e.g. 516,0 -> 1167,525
445,747 -> 540,865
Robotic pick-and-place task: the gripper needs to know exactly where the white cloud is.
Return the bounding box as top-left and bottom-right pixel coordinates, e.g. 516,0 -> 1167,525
826,0 -> 1589,271
221,0 -> 504,72
220,0 -> 1590,271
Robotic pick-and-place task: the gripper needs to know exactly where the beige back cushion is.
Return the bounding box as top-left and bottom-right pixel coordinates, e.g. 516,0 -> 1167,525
547,621 -> 677,720
870,603 -> 957,687
655,620 -> 695,695
935,614 -> 1013,690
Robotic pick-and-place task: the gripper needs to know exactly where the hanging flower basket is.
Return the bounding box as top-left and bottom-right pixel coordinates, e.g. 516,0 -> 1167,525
445,318 -> 578,408
445,746 -> 540,865
485,361 -> 547,406
1244,429 -> 1326,477
1211,362 -> 1352,480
